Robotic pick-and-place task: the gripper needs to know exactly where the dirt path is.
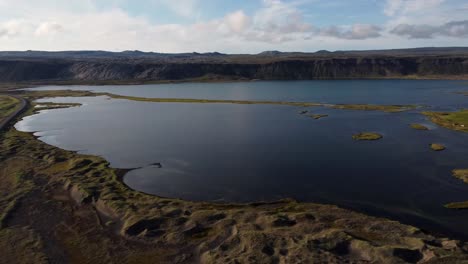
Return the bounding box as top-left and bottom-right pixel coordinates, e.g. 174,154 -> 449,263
0,94 -> 28,131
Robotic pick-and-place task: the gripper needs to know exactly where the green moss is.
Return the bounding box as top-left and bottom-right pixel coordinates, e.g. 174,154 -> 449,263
422,110 -> 468,133
0,227 -> 48,263
332,104 -> 416,113
445,202 -> 468,209
410,123 -> 429,130
352,132 -> 383,141
23,90 -> 419,114
0,95 -> 20,120
444,170 -> 468,209
308,114 -> 328,120
453,169 -> 468,184
106,94 -> 324,107
430,143 -> 446,151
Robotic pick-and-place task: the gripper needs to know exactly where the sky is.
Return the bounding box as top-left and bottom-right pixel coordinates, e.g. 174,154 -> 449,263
0,0 -> 467,53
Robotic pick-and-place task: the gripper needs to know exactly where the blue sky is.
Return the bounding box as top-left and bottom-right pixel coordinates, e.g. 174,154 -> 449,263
0,0 -> 467,53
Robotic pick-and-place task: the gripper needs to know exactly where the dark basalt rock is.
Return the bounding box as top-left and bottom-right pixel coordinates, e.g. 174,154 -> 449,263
0,52 -> 467,83
392,248 -> 423,263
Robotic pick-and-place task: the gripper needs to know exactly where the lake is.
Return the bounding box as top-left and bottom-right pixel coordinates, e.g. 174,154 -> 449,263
16,80 -> 468,239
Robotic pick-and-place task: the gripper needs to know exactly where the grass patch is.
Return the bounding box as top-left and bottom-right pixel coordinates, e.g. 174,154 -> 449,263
430,143 -> 446,151
107,94 -> 324,107
0,227 -> 47,263
444,169 -> 468,209
410,123 -> 429,130
23,90 -> 419,113
453,169 -> 468,184
308,114 -> 328,120
107,94 -> 417,113
422,110 -> 468,133
332,104 -> 416,113
445,202 -> 468,209
352,132 -> 383,141
0,95 -> 20,120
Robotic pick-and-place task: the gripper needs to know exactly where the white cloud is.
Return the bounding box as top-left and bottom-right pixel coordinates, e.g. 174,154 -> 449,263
384,0 -> 445,16
35,22 -> 63,36
321,24 -> 382,40
0,19 -> 30,38
0,0 -> 466,53
254,0 -> 313,34
391,20 -> 468,39
225,10 -> 250,33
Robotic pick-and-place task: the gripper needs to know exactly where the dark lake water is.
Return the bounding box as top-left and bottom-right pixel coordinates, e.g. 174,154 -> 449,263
17,80 -> 468,239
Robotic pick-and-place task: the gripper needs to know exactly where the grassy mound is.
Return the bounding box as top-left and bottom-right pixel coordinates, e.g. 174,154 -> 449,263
423,110 -> 468,133
352,132 -> 383,141
410,123 -> 429,130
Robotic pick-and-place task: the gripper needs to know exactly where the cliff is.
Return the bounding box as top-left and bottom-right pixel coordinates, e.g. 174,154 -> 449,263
0,48 -> 468,83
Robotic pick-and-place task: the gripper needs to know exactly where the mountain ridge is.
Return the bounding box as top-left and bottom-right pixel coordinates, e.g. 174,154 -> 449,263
0,47 -> 467,83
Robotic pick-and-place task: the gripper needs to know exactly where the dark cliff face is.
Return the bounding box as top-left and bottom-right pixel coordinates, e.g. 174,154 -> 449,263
0,56 -> 467,83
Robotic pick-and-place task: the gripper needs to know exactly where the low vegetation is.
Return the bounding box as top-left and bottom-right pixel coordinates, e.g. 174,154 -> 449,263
453,169 -> 468,184
22,90 -> 419,115
445,170 -> 468,209
352,132 -> 383,141
35,102 -> 82,110
430,143 -> 446,151
0,95 -> 20,120
332,104 -> 416,113
308,114 -> 328,120
410,123 -> 429,130
423,110 -> 468,133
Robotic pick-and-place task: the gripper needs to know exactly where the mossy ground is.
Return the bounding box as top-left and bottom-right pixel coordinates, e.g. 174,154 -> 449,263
410,123 -> 429,130
333,104 -> 416,113
307,114 -> 328,120
430,143 -> 446,151
453,169 -> 468,184
445,170 -> 468,209
0,91 -> 467,263
0,95 -> 20,120
352,132 -> 383,141
21,89 -> 418,113
423,110 -> 468,133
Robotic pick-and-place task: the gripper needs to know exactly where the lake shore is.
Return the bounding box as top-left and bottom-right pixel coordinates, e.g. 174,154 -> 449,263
3,74 -> 468,92
1,90 -> 468,263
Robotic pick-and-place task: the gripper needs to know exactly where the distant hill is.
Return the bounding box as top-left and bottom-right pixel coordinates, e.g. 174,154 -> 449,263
0,47 -> 467,84
1,47 -> 468,60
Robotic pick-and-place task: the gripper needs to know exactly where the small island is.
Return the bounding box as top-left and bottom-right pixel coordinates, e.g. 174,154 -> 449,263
308,114 -> 328,120
352,132 -> 383,141
333,104 -> 416,113
423,110 -> 468,133
410,123 -> 429,130
430,143 -> 446,151
445,169 -> 468,209
453,169 -> 468,184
